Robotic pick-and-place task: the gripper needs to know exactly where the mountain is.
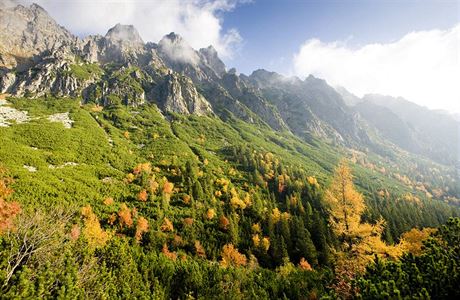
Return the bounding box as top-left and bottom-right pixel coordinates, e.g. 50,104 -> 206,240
246,70 -> 371,146
0,3 -> 370,147
0,3 -> 76,68
358,94 -> 459,165
335,86 -> 363,106
0,3 -> 459,299
0,3 -> 458,175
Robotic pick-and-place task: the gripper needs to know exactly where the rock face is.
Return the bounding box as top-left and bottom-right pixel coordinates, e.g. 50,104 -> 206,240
154,73 -> 213,115
0,4 -> 76,68
199,46 -> 226,76
2,48 -> 99,97
220,72 -> 287,131
105,24 -> 144,46
84,24 -> 147,64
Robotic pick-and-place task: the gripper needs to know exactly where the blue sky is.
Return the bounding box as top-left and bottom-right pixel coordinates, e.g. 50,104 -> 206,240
221,0 -> 459,75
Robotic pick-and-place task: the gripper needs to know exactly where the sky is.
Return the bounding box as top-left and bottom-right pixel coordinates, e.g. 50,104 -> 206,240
11,0 -> 460,112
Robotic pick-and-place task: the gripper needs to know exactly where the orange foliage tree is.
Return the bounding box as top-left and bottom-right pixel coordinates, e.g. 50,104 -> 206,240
0,168 -> 21,234
118,203 -> 133,228
219,215 -> 230,230
160,217 -> 174,232
194,240 -> 206,258
220,244 -> 247,267
162,243 -> 177,261
299,257 -> 313,271
137,189 -> 148,202
135,217 -> 149,241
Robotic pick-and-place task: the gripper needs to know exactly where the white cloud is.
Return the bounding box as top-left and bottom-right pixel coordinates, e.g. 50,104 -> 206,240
293,24 -> 460,112
158,34 -> 201,65
16,0 -> 244,59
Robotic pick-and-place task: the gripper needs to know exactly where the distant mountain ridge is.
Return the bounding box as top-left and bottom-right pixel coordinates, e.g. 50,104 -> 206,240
0,3 -> 458,166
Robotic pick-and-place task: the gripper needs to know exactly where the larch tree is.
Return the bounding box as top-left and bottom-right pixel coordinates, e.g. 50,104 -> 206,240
324,160 -> 366,251
324,160 -> 403,298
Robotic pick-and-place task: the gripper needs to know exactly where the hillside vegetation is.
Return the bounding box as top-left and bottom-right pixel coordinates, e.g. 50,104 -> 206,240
0,97 -> 458,298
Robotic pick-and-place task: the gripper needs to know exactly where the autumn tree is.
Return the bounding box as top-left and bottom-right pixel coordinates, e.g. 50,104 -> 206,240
81,205 -> 110,249
219,215 -> 230,230
137,189 -> 148,202
162,243 -> 177,261
220,244 -> 247,267
194,240 -> 206,258
160,217 -> 174,232
118,203 -> 133,228
400,227 -> 436,255
0,168 -> 20,234
299,257 -> 313,271
324,160 -> 402,297
135,217 -> 149,242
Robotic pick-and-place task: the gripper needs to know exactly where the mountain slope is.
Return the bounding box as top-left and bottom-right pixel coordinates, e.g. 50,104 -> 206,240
360,94 -> 459,165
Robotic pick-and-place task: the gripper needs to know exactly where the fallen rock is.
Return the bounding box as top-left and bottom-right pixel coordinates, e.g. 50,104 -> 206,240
48,112 -> 73,128
23,165 -> 37,172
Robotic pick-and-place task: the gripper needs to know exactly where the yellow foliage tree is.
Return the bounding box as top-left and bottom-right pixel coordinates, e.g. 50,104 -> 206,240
325,160 -> 366,247
251,223 -> 261,233
103,197 -> 114,206
230,188 -> 246,210
400,227 -> 436,255
205,208 -> 216,220
324,160 -> 403,296
133,162 -> 151,175
149,179 -> 159,195
81,205 -> 110,249
271,208 -> 281,224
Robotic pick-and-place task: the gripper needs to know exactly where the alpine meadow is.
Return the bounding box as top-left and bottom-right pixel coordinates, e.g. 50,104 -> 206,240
0,1 -> 459,299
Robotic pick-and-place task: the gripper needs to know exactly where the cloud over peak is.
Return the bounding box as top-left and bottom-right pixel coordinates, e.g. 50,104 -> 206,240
293,24 -> 460,112
15,0 -> 244,59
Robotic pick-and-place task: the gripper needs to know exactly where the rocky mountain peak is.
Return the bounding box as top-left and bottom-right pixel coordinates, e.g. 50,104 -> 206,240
158,32 -> 200,65
29,3 -> 48,14
248,69 -> 285,88
0,2 -> 76,68
199,45 -> 226,76
105,23 -> 144,45
162,32 -> 183,43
